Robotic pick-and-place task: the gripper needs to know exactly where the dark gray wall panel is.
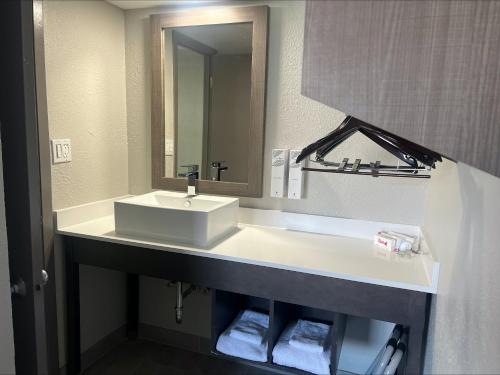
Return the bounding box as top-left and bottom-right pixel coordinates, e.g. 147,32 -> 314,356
302,0 -> 500,177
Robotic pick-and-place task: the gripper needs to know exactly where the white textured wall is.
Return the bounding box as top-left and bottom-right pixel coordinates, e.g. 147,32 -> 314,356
237,1 -> 427,223
45,0 -> 129,210
125,5 -> 153,194
176,48 -> 205,176
44,0 -> 128,366
125,0 -> 428,224
164,29 -> 175,177
0,138 -> 15,374
210,54 -> 252,183
423,160 -> 500,374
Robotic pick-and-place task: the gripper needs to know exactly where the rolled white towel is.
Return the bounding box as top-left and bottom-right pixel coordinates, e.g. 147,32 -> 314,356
289,319 -> 331,353
273,321 -> 331,375
229,309 -> 269,345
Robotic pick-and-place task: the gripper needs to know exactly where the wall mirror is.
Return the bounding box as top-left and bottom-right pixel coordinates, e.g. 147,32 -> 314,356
151,6 -> 268,197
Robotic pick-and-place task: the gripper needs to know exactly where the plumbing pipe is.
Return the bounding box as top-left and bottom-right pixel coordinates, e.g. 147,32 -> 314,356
175,282 -> 183,323
174,281 -> 195,324
372,325 -> 403,375
383,331 -> 408,375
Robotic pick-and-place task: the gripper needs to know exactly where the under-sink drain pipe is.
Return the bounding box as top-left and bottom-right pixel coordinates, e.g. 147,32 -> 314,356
175,281 -> 194,324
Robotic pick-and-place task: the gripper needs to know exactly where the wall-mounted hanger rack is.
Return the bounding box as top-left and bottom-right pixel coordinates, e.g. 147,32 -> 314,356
296,116 -> 442,178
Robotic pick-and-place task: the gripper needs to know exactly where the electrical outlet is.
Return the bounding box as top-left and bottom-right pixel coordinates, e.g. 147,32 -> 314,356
51,139 -> 72,164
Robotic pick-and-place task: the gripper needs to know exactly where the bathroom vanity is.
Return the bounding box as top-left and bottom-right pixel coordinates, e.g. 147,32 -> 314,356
56,196 -> 438,375
54,5 -> 441,374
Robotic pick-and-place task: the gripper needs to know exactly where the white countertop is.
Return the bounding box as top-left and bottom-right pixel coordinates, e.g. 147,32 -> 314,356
55,196 -> 439,294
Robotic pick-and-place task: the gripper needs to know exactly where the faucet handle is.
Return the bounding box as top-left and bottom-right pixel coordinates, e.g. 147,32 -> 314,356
181,164 -> 199,172
211,160 -> 226,168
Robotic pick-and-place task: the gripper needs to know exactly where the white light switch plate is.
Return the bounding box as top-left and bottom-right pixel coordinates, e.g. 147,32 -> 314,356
165,139 -> 174,156
51,139 -> 72,164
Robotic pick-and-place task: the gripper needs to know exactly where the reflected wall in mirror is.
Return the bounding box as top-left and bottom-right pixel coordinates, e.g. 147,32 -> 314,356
164,24 -> 252,183
151,6 -> 268,197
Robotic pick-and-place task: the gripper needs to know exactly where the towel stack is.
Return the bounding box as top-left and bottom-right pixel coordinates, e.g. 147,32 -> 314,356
216,309 -> 269,362
272,319 -> 332,375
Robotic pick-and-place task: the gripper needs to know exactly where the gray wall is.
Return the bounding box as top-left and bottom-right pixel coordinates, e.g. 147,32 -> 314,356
0,137 -> 15,374
45,0 -> 129,210
43,0 -> 128,366
423,160 -> 500,373
209,54 -> 251,183
140,278 -> 212,338
176,47 -> 205,177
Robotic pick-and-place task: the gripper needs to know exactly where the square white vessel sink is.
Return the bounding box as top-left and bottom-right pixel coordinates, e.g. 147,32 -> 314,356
114,191 -> 239,246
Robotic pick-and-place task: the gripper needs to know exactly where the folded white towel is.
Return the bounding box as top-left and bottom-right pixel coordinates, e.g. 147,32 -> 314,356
273,322 -> 331,375
216,325 -> 268,362
289,319 -> 331,353
229,310 -> 269,345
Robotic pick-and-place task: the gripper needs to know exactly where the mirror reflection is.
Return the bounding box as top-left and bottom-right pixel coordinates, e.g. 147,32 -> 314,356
163,23 -> 253,183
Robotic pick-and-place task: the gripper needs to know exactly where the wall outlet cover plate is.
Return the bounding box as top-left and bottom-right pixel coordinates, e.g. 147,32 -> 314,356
51,139 -> 72,164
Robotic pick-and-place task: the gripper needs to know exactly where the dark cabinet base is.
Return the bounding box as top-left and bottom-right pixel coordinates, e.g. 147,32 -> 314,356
64,236 -> 430,375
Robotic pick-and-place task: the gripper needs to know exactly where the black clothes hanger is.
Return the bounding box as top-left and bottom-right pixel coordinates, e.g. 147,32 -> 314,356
296,116 -> 442,178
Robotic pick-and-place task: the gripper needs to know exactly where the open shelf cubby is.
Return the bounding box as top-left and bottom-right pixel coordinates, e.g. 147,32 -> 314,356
269,301 -> 346,375
210,289 -> 347,375
210,290 -> 271,353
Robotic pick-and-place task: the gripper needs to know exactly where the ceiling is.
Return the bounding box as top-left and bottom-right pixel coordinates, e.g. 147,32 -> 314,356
107,0 -> 222,10
174,23 -> 252,55
106,0 -> 253,55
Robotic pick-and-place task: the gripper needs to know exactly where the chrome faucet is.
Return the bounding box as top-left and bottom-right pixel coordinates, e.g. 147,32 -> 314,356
178,164 -> 199,196
210,161 -> 228,181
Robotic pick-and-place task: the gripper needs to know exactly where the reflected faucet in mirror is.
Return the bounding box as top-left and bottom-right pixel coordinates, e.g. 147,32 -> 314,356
178,164 -> 199,196
210,161 -> 228,181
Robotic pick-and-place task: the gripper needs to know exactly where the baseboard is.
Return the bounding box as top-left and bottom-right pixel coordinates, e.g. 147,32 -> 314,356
138,323 -> 211,354
59,324 -> 210,375
59,325 -> 127,375
81,325 -> 128,369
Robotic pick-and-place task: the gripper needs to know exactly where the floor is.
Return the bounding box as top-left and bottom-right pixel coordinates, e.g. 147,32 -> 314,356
82,340 -> 276,375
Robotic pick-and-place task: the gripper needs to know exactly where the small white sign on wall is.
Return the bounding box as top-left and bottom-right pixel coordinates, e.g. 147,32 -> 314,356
288,150 -> 303,199
270,149 -> 289,198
